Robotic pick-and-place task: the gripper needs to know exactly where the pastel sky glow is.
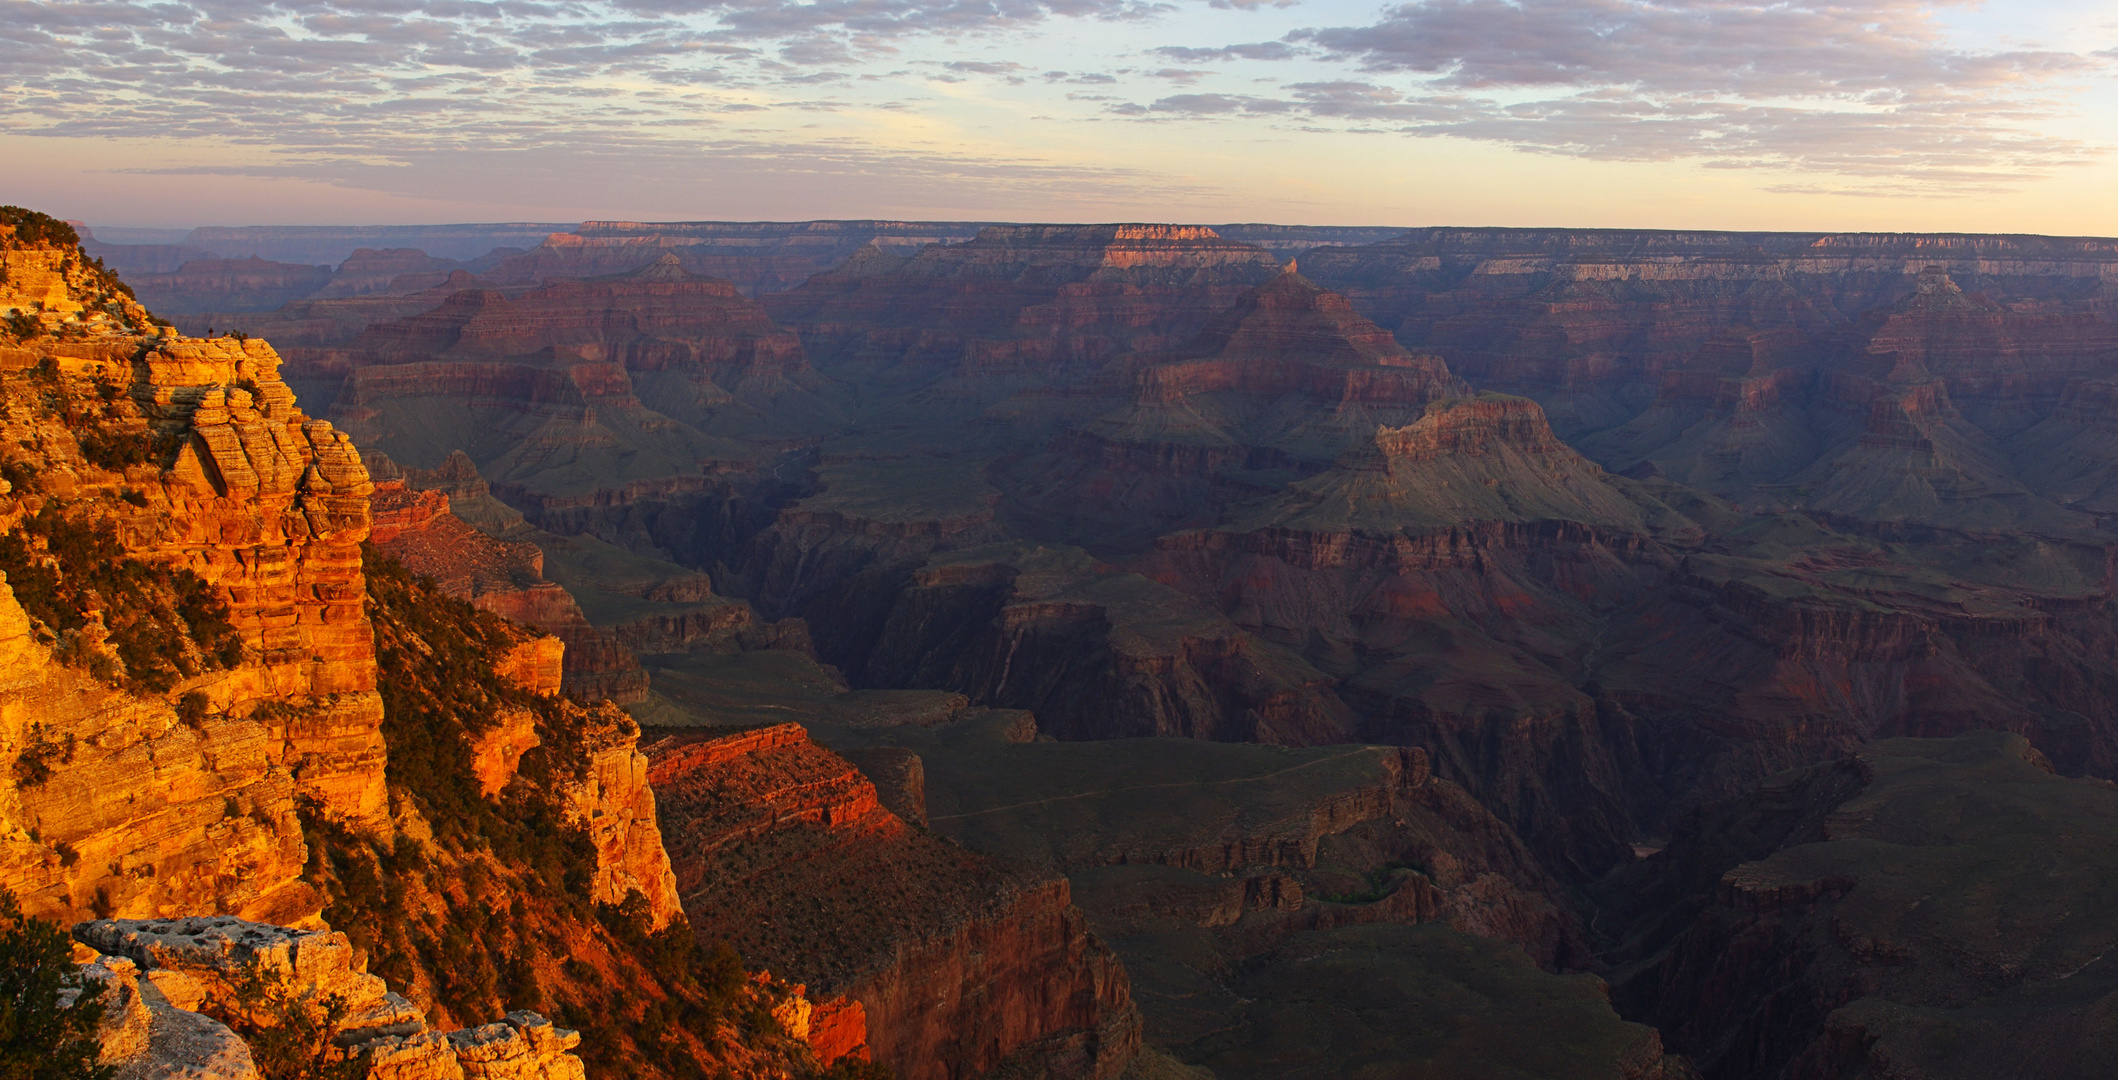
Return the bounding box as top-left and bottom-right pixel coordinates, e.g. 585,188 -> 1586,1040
4,0 -> 2116,232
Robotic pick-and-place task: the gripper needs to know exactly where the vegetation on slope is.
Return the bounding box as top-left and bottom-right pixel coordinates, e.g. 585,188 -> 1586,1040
0,206 -> 152,339
300,548 -> 826,1079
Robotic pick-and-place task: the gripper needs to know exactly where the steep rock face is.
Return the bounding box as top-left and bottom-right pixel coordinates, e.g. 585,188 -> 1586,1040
830,713 -> 1645,1075
643,724 -> 1141,1080
564,710 -> 684,926
177,273 -> 487,356
3,216 -> 870,1080
307,258 -> 829,522
0,325 -> 388,927
368,479 -> 647,704
833,542 -> 1353,746
323,257 -> 805,378
310,248 -> 474,300
1605,732 -> 2118,1080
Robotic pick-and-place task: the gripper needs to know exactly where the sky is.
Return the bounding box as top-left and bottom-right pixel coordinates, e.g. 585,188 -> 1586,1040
3,0 -> 2117,233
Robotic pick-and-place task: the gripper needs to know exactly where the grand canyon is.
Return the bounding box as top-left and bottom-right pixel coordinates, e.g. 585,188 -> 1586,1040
9,206 -> 2118,1080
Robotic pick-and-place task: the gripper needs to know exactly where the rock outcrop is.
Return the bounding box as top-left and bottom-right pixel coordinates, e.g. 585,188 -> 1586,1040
643,723 -> 1141,1080
1,317 -> 389,926
75,915 -> 586,1080
1000,269 -> 1470,545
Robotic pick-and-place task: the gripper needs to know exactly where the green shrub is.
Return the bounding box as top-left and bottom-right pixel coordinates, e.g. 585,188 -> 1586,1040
76,429 -> 152,472
10,725 -> 71,789
0,208 -> 81,250
215,961 -> 370,1080
0,885 -> 111,1080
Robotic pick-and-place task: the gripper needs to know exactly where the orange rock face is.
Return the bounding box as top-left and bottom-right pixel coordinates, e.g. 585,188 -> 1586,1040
0,327 -> 386,926
644,724 -> 1140,1080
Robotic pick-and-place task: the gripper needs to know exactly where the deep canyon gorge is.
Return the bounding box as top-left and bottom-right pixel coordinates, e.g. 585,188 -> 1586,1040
7,208 -> 2118,1080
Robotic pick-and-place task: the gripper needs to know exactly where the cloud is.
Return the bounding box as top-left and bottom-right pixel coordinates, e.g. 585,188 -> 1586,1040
1150,42 -> 1297,62
1110,92 -> 1297,116
1292,0 -> 2091,94
1260,0 -> 2112,187
678,0 -> 1170,40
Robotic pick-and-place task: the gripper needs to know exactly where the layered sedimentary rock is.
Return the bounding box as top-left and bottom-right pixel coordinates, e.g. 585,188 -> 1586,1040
0,323 -> 388,926
1001,270 -> 1470,545
179,224 -> 572,267
5,216 -> 904,1080
819,701 -> 1664,1076
308,257 -> 829,518
808,541 -> 1351,745
1301,231 -> 2118,531
760,224 -> 1284,392
123,257 -> 336,316
310,248 -> 476,299
643,723 -> 1141,1080
917,736 -> 1585,966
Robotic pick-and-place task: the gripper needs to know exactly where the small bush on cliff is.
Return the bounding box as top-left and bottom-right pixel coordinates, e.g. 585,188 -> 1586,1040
0,504 -> 243,691
0,208 -> 79,250
0,886 -> 111,1080
10,725 -> 73,789
213,961 -> 370,1080
75,428 -> 154,472
821,1059 -> 894,1080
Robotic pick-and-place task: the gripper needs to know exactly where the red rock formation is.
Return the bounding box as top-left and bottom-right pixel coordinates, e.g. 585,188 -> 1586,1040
644,724 -> 1140,1080
367,479 -> 648,704
174,271 -> 486,353
1000,271 -> 1469,546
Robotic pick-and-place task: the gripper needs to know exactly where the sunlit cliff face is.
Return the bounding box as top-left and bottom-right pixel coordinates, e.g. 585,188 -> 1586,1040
5,0 -> 2117,230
